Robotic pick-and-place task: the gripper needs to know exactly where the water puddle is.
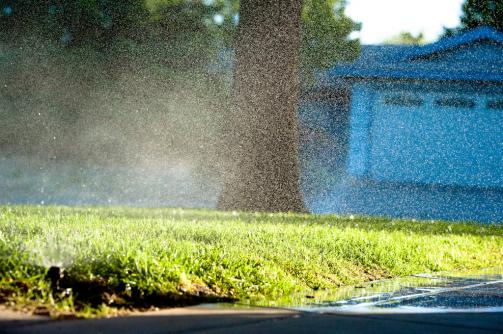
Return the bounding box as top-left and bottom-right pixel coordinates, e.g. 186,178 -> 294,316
292,268 -> 503,314
235,268 -> 503,314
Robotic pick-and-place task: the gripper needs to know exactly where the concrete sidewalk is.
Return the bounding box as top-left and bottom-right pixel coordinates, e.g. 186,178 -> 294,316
1,305 -> 502,334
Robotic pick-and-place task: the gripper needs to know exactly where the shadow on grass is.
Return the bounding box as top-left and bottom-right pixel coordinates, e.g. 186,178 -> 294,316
0,267 -> 236,319
59,274 -> 235,311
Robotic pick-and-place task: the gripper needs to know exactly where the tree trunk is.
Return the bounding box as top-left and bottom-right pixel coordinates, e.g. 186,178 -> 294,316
218,0 -> 305,212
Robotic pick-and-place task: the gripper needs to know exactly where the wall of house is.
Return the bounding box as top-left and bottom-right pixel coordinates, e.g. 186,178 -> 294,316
298,90 -> 350,200
307,80 -> 503,222
298,90 -> 350,171
347,82 -> 374,177
309,174 -> 503,223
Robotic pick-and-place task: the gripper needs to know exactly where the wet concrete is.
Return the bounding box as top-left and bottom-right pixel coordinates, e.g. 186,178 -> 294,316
294,268 -> 503,314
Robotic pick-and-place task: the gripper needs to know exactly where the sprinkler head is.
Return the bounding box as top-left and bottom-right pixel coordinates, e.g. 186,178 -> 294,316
47,266 -> 63,291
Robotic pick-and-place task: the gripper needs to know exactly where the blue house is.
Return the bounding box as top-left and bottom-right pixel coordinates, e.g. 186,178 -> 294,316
301,27 -> 503,223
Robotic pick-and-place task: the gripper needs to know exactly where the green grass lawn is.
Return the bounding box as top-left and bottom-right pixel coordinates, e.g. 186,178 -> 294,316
1,205 -> 502,317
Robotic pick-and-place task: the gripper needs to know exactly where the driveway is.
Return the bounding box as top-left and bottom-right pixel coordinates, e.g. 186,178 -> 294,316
1,304 -> 502,334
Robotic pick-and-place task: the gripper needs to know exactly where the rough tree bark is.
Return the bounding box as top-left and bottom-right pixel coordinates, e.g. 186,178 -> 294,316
218,0 -> 305,212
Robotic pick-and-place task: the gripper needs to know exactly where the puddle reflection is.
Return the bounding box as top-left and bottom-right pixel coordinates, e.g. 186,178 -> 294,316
242,268 -> 503,314
295,268 -> 503,313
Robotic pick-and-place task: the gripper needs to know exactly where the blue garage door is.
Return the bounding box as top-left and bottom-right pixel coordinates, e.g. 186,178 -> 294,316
369,91 -> 503,188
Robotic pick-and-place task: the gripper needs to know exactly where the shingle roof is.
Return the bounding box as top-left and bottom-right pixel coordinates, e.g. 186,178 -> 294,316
323,27 -> 503,84
408,26 -> 503,59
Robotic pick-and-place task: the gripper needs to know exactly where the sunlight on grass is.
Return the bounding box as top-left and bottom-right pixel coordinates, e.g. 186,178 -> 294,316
1,206 -> 502,317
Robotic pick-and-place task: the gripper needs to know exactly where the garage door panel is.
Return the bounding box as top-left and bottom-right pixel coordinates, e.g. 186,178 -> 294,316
369,92 -> 503,188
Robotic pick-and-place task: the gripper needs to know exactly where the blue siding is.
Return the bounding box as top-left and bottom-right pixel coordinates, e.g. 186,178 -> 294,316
308,177 -> 503,223
347,83 -> 374,176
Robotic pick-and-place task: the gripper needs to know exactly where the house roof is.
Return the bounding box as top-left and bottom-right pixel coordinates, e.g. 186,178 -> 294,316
322,26 -> 503,84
